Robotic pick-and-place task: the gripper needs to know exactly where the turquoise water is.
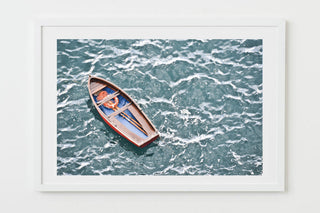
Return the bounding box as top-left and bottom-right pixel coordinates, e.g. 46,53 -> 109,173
57,39 -> 263,175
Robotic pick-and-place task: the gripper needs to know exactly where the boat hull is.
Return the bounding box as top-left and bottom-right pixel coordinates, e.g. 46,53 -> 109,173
97,109 -> 159,147
88,76 -> 159,147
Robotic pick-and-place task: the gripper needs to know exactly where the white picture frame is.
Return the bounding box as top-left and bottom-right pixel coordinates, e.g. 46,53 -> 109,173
33,17 -> 285,191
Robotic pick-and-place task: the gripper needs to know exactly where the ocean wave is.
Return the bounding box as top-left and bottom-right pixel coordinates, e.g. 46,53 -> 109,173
169,73 -> 218,87
160,132 -> 214,147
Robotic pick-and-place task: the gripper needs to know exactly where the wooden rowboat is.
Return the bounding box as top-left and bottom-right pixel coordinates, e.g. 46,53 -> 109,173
88,75 -> 159,147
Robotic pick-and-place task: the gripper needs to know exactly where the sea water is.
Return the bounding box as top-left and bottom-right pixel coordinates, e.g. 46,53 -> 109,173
57,39 -> 263,175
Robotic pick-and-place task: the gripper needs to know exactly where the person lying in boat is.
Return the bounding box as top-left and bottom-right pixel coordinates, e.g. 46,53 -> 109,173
96,91 -> 119,109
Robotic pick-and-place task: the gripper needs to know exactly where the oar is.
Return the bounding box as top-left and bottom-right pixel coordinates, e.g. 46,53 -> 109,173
118,112 -> 148,135
108,104 -> 147,135
103,98 -> 147,135
114,106 -> 143,129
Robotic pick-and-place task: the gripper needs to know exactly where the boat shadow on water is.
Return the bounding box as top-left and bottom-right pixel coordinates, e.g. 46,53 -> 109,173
86,99 -> 158,156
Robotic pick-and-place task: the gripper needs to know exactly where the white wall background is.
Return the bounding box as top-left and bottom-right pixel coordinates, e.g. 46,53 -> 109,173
1,0 -> 319,212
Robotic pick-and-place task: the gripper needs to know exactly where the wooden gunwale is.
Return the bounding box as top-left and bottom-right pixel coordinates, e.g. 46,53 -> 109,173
108,103 -> 132,118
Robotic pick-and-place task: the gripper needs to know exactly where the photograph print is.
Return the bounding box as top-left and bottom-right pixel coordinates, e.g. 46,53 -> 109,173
57,39 -> 263,176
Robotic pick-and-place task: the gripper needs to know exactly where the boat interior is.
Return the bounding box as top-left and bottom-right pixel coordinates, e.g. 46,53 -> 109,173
89,79 -> 156,142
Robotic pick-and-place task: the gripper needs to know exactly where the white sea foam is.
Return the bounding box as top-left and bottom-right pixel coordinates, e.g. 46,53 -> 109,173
76,162 -> 90,170
169,73 -> 218,87
57,143 -> 76,150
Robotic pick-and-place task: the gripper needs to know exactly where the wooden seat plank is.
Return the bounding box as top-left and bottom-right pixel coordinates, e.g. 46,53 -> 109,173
91,83 -> 106,95
97,91 -> 120,106
108,103 -> 132,118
